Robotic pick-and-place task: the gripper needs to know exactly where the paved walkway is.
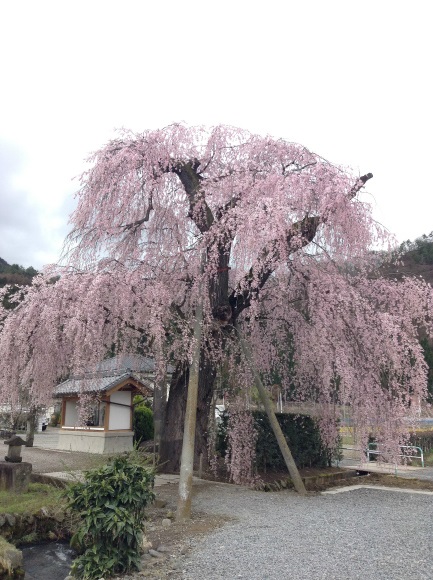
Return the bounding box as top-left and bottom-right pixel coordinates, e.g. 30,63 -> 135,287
26,428 -> 433,484
20,429 -> 194,488
45,469 -> 196,488
338,458 -> 433,482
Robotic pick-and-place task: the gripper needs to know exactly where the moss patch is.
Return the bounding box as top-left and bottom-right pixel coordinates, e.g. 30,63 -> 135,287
0,536 -> 24,578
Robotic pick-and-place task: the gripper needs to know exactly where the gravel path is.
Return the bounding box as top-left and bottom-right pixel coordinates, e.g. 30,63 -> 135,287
180,483 -> 433,580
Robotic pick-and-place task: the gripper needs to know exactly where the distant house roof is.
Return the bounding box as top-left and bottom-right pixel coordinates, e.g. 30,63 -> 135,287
93,354 -> 158,374
54,354 -> 172,397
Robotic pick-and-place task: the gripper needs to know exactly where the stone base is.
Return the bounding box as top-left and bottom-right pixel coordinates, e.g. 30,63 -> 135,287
57,430 -> 133,454
0,462 -> 32,493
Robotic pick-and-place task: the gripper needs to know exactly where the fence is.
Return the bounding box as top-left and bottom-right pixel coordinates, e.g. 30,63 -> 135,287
366,443 -> 424,468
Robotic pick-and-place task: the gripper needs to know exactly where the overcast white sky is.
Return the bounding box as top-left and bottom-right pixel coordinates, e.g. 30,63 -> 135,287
1,0 -> 432,269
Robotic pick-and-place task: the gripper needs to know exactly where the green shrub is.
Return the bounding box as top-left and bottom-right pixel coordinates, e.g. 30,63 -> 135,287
65,455 -> 155,579
253,411 -> 336,470
133,404 -> 154,444
218,410 -> 338,471
50,411 -> 61,427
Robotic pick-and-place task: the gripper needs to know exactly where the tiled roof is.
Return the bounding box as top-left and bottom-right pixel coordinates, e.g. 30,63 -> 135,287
54,354 -> 171,397
54,373 -> 143,397
95,354 -> 157,374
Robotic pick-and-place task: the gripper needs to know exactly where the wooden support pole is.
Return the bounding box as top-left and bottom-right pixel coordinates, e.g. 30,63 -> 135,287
238,330 -> 307,495
176,253 -> 205,520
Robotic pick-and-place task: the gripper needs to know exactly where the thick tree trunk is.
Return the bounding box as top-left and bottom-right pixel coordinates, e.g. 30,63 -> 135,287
159,364 -> 187,472
153,376 -> 167,454
160,243 -> 229,472
25,409 -> 38,447
160,355 -> 216,472
194,355 -> 217,467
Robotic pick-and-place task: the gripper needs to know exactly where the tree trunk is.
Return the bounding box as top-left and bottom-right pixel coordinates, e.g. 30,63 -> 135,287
160,248 -> 229,472
160,355 -> 216,472
25,409 -> 38,447
159,364 -> 187,472
153,375 -> 167,454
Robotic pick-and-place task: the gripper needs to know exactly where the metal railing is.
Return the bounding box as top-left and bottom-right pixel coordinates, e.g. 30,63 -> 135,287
336,444 -> 425,475
367,443 -> 424,468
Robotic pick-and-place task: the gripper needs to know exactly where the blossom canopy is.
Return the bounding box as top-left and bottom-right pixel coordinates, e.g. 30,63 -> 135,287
0,124 -> 432,459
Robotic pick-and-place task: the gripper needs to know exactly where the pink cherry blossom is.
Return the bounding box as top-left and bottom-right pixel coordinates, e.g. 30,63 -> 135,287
0,124 -> 431,467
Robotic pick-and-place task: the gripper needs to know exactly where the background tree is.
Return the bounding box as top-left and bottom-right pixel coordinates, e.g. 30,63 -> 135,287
1,124 -> 432,470
0,259 -> 44,441
0,257 -> 37,310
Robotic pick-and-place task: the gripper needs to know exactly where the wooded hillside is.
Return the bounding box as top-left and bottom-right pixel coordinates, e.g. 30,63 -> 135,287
386,233 -> 433,285
0,258 -> 37,288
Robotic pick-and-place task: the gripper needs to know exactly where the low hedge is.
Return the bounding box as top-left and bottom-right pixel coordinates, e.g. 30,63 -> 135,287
132,405 -> 154,444
218,410 -> 337,471
410,430 -> 433,454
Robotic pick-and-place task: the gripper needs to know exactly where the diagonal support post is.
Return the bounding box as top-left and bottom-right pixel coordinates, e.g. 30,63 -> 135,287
238,329 -> 307,495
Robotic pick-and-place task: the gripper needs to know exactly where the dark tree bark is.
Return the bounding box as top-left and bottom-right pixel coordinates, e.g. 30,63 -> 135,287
25,408 -> 38,447
159,364 -> 188,472
160,355 -> 216,472
153,375 -> 167,453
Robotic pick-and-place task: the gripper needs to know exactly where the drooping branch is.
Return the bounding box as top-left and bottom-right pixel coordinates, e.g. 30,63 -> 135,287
122,194 -> 154,232
228,172 -> 373,320
215,193 -> 241,221
237,327 -> 307,494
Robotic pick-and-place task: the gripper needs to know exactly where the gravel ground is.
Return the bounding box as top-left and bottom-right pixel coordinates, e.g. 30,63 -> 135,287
178,483 -> 433,580
14,431 -> 433,579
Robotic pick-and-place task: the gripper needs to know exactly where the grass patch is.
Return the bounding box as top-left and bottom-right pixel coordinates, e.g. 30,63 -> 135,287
0,483 -> 65,515
340,426 -> 356,446
423,450 -> 433,466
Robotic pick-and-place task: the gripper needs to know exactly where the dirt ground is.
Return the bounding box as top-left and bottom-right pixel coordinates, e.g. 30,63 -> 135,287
122,482 -> 230,579
361,472 -> 433,491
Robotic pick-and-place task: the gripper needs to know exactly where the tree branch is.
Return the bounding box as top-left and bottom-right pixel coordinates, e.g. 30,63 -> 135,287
122,194 -> 154,232
215,194 -> 241,221
349,173 -> 373,198
228,172 -> 373,320
172,160 -> 214,233
229,215 -> 320,319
